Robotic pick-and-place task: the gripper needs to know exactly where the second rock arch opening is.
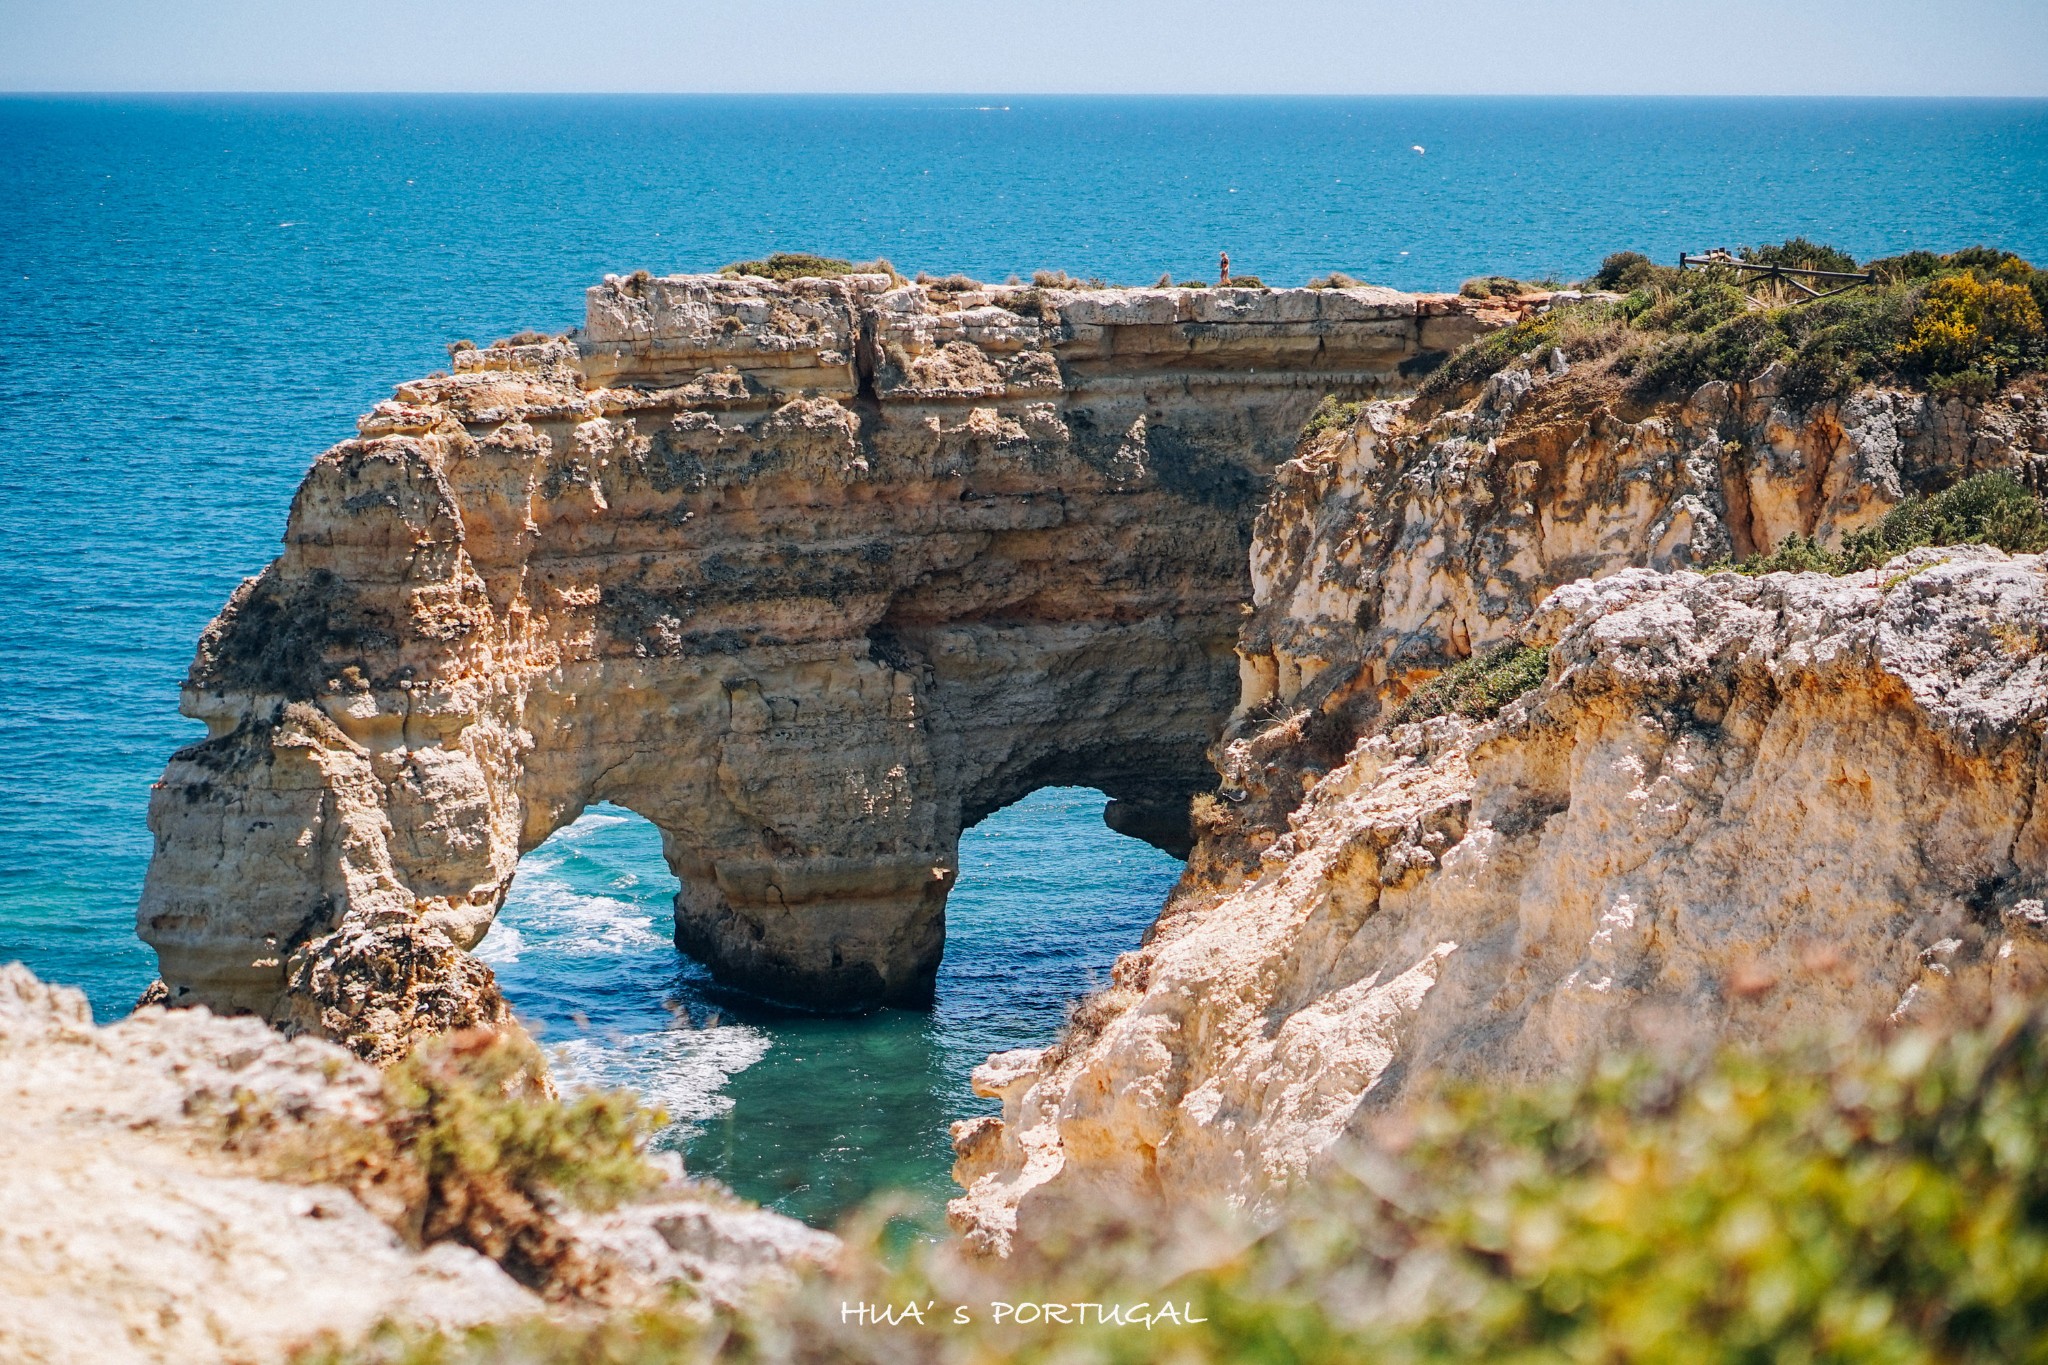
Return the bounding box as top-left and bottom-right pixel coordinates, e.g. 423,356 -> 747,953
482,789 -> 1182,1227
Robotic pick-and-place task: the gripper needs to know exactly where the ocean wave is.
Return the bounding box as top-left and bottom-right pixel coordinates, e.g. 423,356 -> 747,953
562,809 -> 634,833
551,1023 -> 773,1135
474,921 -> 525,964
496,871 -> 667,957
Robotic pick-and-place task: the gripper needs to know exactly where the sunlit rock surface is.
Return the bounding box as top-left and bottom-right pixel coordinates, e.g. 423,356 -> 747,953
948,363 -> 2048,1255
137,272 -> 1518,1054
0,962 -> 533,1362
0,961 -> 833,1363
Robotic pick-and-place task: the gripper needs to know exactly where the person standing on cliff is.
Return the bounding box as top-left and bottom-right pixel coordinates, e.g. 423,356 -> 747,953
1219,251 -> 1231,286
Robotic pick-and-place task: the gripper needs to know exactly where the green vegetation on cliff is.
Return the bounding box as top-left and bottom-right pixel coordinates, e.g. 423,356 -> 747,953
1299,393 -> 1368,442
718,252 -> 899,282
1726,472 -> 2048,576
1458,274 -> 1562,299
238,1029 -> 664,1291
1388,643 -> 1551,727
1420,242 -> 2048,408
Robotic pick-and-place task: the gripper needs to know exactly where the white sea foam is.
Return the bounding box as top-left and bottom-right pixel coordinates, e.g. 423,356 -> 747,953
497,868 -> 666,956
482,813 -> 761,1139
552,1024 -> 773,1135
568,809 -> 634,833
474,921 -> 525,964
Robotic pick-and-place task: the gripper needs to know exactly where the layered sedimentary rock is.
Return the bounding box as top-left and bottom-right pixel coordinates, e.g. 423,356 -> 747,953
1222,361 -> 2048,838
139,272 -> 1519,1052
0,963 -> 832,1364
948,360 -> 2048,1255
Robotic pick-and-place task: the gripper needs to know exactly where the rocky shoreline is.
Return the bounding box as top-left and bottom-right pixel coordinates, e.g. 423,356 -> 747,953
134,271 -> 1528,1052
947,327 -> 2048,1251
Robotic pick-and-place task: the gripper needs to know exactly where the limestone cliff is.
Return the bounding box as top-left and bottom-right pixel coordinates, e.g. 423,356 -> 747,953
138,271 -> 1521,1055
136,260 -> 2048,1275
0,962 -> 833,1364
1217,360 -> 2048,852
947,358 -> 2048,1255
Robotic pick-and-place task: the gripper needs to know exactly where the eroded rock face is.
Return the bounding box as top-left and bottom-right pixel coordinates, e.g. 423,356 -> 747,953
1220,363 -> 2048,842
139,272 -> 1520,1047
946,363 -> 2048,1255
948,550 -> 2048,1257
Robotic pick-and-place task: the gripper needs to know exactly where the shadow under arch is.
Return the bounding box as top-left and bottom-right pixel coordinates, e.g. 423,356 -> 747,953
482,789 -> 1181,1228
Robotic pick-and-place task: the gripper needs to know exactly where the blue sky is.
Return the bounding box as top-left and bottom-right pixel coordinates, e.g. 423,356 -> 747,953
3,0 -> 2044,95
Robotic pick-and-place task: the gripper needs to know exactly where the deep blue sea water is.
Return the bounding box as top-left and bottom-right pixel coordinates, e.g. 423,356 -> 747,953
2,95 -> 2044,1223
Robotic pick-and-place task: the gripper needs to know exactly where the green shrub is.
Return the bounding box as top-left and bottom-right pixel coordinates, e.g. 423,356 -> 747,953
1415,312 -> 1562,402
384,1030 -> 664,1222
1726,472 -> 2048,576
1526,243 -> 2048,403
1741,236 -> 1861,274
244,1029 -> 665,1291
1897,273 -> 2046,393
1590,250 -> 1667,292
1623,307 -> 1789,395
719,253 -> 899,282
1725,531 -> 1848,576
1388,643 -> 1550,727
1867,249 -> 1947,284
1843,471 -> 2048,565
1460,275 -> 1545,299
1307,271 -> 1365,289
1622,277 -> 1751,334
1299,394 -> 1366,444
720,252 -> 852,281
1775,287 -> 1919,402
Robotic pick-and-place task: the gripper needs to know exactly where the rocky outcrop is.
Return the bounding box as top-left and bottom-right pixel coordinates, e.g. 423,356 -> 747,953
947,358 -> 2048,1256
950,549 -> 2048,1256
1220,362 -> 2048,843
0,961 -> 833,1364
137,272 -> 1524,1052
138,260 -> 2048,1274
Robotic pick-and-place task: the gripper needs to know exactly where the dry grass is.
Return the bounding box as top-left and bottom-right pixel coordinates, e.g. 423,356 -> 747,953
719,253 -> 902,283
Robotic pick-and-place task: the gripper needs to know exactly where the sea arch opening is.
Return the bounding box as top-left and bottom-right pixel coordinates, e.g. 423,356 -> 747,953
477,802 -> 771,1139
483,789 -> 1182,1227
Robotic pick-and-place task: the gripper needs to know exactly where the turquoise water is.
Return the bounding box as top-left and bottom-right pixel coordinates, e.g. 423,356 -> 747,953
2,95 -> 2044,1223
480,793 -> 1177,1223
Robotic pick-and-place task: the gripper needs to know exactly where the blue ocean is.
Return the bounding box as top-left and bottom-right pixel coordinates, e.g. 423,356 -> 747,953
3,95 -> 2044,1225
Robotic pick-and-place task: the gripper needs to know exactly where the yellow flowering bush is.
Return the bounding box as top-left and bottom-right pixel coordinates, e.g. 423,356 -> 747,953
1897,273 -> 2045,395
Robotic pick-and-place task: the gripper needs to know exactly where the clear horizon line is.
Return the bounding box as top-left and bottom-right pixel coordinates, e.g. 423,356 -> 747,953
5,89 -> 2047,100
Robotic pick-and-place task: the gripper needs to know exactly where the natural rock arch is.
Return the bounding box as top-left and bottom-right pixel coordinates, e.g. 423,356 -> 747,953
137,271 -> 1515,1051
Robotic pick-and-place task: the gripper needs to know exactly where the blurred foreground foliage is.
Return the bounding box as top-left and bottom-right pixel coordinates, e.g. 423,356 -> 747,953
308,1001 -> 2048,1363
